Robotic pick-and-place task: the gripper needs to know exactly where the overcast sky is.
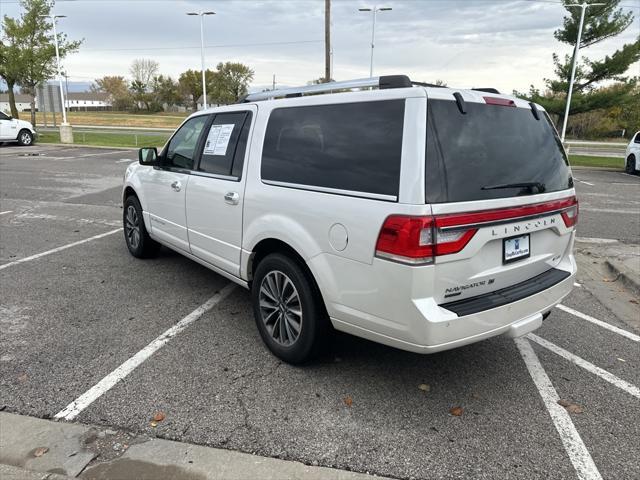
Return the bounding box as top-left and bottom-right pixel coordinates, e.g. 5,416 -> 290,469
1,0 -> 638,93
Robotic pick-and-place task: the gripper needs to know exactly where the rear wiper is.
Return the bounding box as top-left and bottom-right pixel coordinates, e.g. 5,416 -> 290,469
481,182 -> 546,193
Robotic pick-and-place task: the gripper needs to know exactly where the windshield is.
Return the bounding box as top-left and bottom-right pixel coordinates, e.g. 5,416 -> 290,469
425,99 -> 573,203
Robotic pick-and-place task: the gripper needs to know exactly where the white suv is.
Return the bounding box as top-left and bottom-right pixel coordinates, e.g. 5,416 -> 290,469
123,75 -> 578,364
0,111 -> 36,146
626,131 -> 639,174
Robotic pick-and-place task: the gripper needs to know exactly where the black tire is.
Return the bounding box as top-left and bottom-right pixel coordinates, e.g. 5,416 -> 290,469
123,195 -> 160,258
17,129 -> 34,146
251,253 -> 329,364
626,155 -> 637,175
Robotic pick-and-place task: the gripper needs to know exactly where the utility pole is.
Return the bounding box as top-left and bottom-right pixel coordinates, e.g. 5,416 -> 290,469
187,11 -> 215,110
325,0 -> 331,82
560,2 -> 605,142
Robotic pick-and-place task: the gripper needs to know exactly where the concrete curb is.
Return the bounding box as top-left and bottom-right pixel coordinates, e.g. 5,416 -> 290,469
0,413 -> 389,480
605,259 -> 640,298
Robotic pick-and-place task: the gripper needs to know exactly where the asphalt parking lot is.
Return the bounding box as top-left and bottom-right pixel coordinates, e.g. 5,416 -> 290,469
1,144 -> 639,480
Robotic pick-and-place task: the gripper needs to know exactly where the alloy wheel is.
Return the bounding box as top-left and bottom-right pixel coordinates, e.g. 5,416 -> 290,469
259,270 -> 303,346
125,205 -> 141,250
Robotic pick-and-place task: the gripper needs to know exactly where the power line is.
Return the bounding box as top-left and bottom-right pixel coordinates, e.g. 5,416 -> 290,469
82,39 -> 322,53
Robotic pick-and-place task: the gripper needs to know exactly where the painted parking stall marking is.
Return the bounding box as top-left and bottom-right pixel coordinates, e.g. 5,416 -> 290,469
557,304 -> 640,343
0,228 -> 123,271
528,334 -> 640,398
515,338 -> 603,480
0,211 -> 13,216
55,283 -> 236,421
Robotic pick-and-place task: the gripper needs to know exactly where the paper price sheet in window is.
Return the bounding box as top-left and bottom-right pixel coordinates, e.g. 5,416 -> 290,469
204,124 -> 235,156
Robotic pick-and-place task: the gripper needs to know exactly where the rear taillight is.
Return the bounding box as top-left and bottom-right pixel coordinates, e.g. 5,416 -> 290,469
375,215 -> 435,264
561,197 -> 579,227
375,216 -> 477,265
375,196 -> 578,265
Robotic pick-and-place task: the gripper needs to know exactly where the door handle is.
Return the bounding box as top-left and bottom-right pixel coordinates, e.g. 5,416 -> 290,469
224,191 -> 240,205
171,181 -> 181,192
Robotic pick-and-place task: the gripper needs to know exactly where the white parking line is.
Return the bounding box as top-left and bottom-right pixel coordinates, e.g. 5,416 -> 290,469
575,237 -> 618,244
557,304 -> 640,343
515,338 -> 603,480
576,179 -> 595,186
116,159 -> 134,163
0,211 -> 13,215
528,334 -> 640,399
0,228 -> 122,271
55,283 -> 236,421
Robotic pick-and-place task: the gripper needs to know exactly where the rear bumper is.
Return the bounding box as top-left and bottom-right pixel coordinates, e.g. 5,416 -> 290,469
315,252 -> 576,354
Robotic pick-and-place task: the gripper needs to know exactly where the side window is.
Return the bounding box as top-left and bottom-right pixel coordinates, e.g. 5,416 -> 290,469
0,112 -> 9,121
634,132 -> 640,144
165,115 -> 207,169
199,111 -> 252,178
261,100 -> 405,197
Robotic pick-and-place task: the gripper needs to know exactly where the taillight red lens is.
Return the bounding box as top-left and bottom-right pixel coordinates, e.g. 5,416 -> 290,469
375,215 -> 434,263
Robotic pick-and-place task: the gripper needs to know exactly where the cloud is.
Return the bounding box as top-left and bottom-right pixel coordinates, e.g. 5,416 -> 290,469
1,0 -> 637,93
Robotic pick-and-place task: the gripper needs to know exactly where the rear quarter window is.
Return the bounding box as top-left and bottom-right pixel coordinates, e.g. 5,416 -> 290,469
425,99 -> 573,203
261,100 -> 405,197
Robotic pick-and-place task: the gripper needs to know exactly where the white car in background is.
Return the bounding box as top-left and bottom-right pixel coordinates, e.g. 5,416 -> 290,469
625,131 -> 640,174
0,111 -> 36,146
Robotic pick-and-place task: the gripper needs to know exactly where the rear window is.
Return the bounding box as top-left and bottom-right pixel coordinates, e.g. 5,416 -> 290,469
425,99 -> 573,203
261,100 -> 405,197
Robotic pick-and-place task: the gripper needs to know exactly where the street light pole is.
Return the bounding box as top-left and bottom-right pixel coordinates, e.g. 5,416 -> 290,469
359,6 -> 392,78
41,14 -> 73,143
187,11 -> 215,110
47,15 -> 68,124
560,2 -> 605,142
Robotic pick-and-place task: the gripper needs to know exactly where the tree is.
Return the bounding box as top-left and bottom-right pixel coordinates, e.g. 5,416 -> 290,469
213,62 -> 254,104
151,75 -> 181,110
92,75 -> 132,110
129,59 -> 158,91
526,0 -> 639,130
129,59 -> 159,111
0,0 -> 82,125
178,69 -> 216,110
0,28 -> 23,118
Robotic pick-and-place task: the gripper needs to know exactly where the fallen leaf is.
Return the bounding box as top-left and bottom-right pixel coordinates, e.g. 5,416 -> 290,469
558,399 -> 584,414
629,299 -> 638,304
418,384 -> 431,392
33,447 -> 48,457
150,421 -> 158,428
152,411 -> 166,422
449,406 -> 463,416
343,396 -> 353,407
617,358 -> 626,362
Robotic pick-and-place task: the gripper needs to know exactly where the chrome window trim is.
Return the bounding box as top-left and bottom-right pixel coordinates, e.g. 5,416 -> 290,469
191,171 -> 239,182
262,180 -> 397,202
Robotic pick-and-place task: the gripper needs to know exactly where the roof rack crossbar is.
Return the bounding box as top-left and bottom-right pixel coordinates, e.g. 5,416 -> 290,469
242,75 -> 412,102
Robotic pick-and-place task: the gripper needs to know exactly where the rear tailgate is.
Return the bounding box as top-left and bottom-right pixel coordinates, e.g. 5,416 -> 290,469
424,93 -> 576,307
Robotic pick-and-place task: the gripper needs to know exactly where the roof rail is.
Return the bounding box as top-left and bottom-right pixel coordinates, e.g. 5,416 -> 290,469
242,75 -> 412,102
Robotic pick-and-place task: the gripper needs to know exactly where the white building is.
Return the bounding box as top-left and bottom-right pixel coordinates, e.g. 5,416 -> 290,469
65,92 -> 111,111
0,94 -> 32,114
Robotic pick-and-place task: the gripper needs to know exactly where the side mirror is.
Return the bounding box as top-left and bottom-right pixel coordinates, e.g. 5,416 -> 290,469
138,147 -> 158,166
